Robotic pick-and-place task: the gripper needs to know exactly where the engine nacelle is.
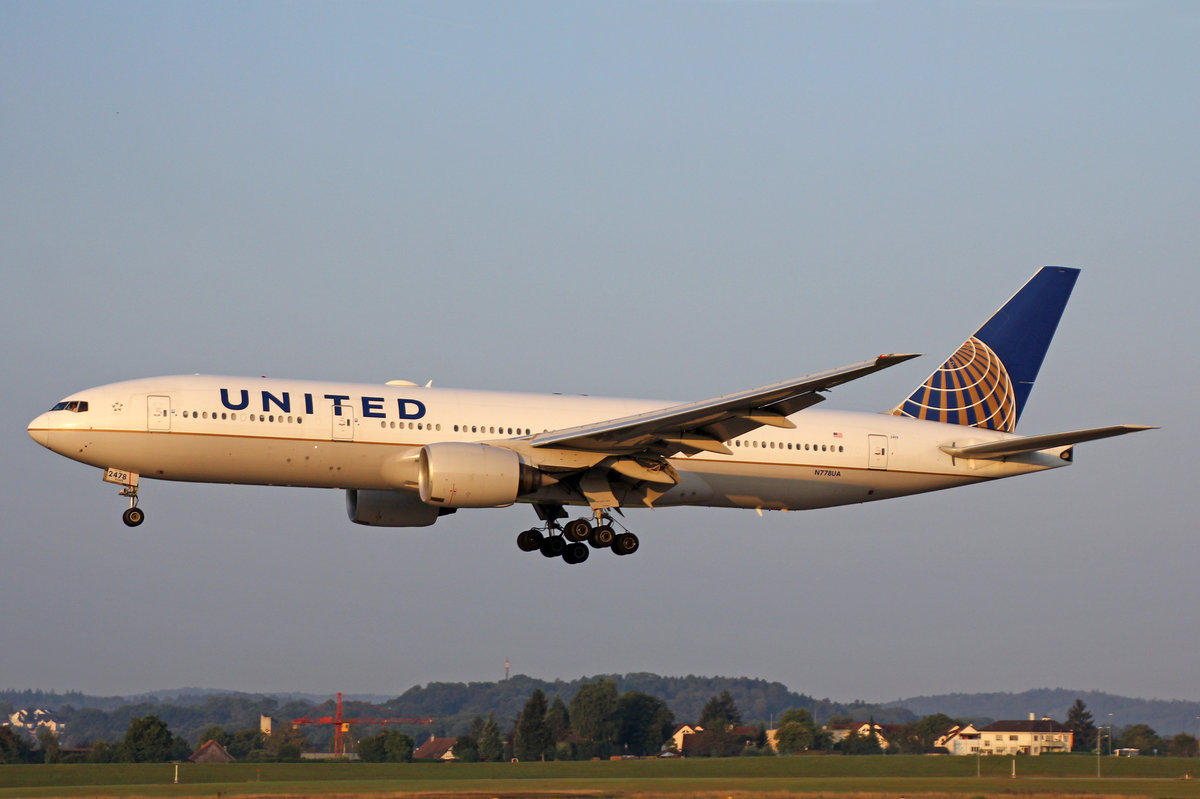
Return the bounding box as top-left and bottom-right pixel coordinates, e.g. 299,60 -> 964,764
419,442 -> 538,508
346,489 -> 452,527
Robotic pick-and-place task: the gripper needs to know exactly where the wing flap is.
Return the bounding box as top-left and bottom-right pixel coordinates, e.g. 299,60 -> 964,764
940,425 -> 1156,460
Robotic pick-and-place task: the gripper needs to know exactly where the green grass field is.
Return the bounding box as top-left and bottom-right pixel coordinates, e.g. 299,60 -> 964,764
3,755 -> 1199,799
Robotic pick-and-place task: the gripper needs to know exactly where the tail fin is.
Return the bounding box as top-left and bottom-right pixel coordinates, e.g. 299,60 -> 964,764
890,266 -> 1080,432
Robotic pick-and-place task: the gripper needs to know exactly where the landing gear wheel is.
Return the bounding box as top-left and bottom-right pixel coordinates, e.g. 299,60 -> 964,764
122,507 -> 145,527
517,528 -> 544,552
562,542 -> 590,565
589,524 -> 616,548
563,518 -> 591,542
611,532 -> 639,556
539,535 -> 566,559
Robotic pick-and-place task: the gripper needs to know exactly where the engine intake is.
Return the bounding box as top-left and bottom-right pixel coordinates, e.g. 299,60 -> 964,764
418,442 -> 543,508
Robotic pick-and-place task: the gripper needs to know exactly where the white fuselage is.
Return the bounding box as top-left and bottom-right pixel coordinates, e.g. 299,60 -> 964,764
27,375 -> 1068,514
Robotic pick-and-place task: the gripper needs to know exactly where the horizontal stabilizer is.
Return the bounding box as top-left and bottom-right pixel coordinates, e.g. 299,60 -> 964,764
940,425 -> 1156,460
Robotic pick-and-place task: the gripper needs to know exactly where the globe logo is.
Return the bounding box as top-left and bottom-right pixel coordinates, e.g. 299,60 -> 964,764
892,336 -> 1017,432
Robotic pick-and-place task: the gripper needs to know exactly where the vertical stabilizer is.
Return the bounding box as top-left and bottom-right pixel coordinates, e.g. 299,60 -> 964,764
890,266 -> 1079,431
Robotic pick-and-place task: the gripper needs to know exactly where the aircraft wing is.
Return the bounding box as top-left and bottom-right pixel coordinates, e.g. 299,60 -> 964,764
530,353 -> 920,458
939,424 -> 1157,460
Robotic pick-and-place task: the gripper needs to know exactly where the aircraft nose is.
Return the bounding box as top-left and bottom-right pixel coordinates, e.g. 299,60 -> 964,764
28,413 -> 50,447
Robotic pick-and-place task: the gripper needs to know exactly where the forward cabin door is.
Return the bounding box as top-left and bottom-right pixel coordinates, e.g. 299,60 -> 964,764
868,434 -> 889,470
332,402 -> 354,441
147,395 -> 171,432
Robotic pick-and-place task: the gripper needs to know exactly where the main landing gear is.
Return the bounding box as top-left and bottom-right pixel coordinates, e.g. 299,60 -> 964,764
516,511 -> 639,565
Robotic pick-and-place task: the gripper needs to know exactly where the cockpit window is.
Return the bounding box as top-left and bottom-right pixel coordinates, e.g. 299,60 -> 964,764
50,400 -> 89,412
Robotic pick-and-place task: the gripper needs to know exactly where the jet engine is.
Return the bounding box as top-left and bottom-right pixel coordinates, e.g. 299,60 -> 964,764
418,442 -> 545,508
346,489 -> 452,527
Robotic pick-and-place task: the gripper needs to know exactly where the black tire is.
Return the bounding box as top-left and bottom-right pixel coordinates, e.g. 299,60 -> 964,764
562,542 -> 590,565
517,528 -> 544,552
589,524 -> 615,548
612,532 -> 639,556
563,518 -> 591,542
122,507 -> 145,527
539,535 -> 566,558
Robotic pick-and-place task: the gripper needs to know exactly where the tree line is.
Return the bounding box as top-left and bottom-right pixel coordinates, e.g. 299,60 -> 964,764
4,686 -> 1198,764
1064,699 -> 1198,758
0,713 -> 312,764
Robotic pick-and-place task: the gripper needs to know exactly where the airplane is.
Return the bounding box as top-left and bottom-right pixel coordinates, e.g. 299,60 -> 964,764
28,267 -> 1153,565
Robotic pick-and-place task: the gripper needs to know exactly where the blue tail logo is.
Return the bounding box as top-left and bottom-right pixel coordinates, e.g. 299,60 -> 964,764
891,266 -> 1080,432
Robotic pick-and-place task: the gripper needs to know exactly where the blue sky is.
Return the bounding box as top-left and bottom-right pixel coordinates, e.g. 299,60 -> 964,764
3,1 -> 1197,706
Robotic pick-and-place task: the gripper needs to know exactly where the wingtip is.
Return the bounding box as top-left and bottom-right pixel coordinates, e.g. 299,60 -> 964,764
877,352 -> 922,365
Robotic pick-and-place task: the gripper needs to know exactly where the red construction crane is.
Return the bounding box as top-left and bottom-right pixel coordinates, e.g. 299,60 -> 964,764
291,692 -> 433,756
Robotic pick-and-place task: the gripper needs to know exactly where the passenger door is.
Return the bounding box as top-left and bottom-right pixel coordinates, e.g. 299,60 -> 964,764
868,434 -> 888,470
147,395 -> 171,432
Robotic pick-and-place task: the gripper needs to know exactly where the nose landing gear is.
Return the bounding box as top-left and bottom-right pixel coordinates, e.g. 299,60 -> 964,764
105,467 -> 145,527
119,485 -> 144,527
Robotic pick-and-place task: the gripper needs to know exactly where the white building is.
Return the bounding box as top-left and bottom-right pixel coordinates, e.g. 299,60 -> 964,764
825,721 -> 891,751
941,714 -> 1072,756
5,709 -> 65,740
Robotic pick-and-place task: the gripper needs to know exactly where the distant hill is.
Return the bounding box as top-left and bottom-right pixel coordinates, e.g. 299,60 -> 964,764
886,689 -> 1200,735
385,672 -> 913,735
